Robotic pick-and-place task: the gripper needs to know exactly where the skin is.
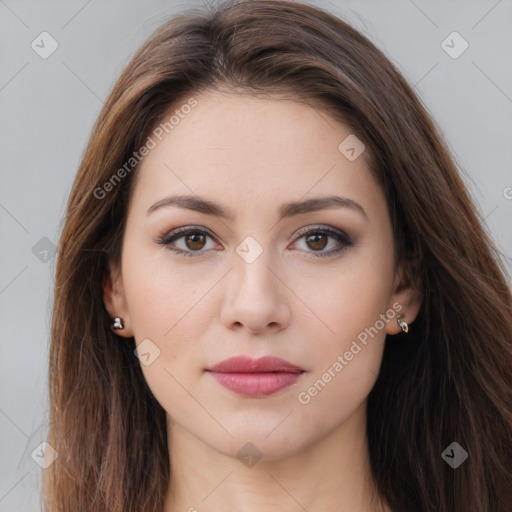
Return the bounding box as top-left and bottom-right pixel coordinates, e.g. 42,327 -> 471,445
103,89 -> 422,512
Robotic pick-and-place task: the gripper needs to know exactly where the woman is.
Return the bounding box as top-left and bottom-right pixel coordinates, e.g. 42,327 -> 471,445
43,0 -> 512,511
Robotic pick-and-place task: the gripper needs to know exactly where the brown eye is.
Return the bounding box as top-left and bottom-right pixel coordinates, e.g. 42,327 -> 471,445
156,227 -> 218,258
185,233 -> 207,250
292,226 -> 353,258
305,233 -> 328,251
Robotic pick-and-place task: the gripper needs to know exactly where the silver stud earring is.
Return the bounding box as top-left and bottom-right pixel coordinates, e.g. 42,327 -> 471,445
397,314 -> 409,333
112,317 -> 125,330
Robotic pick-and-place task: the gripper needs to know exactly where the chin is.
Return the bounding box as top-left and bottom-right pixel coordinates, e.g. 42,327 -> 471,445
196,421 -> 319,464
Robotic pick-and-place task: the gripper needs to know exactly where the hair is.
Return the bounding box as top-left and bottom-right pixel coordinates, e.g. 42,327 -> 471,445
43,0 -> 512,510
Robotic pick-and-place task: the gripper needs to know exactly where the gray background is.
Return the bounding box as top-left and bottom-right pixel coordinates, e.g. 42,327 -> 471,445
1,0 -> 511,509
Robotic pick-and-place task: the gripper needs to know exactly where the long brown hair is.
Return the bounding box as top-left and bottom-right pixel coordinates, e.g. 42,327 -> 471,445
43,1 -> 512,510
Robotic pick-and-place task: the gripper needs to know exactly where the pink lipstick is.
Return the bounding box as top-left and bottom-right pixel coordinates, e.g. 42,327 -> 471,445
206,355 -> 305,397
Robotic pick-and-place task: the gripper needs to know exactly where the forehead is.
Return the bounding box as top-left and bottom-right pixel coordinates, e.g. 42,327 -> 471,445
130,89 -> 382,217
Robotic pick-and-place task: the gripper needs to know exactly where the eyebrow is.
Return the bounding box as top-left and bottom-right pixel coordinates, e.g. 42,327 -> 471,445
146,194 -> 368,221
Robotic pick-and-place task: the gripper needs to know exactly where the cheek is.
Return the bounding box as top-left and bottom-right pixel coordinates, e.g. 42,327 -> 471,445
295,297 -> 388,431
300,250 -> 395,345
121,232 -> 210,338
121,256 -> 214,421
292,247 -> 394,412
120,240 -> 211,379
125,271 -> 212,368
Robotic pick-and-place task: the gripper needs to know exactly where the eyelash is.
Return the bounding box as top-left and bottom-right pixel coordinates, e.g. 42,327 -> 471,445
155,225 -> 353,259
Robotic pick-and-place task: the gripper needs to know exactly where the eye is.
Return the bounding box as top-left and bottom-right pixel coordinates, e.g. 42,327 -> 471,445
291,225 -> 353,258
155,226 -> 219,258
155,225 -> 353,259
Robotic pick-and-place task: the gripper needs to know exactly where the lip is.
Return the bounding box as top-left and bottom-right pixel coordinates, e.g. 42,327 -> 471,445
206,356 -> 305,397
208,355 -> 304,373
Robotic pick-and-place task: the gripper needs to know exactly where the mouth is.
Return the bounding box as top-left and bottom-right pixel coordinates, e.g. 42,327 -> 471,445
205,355 -> 306,397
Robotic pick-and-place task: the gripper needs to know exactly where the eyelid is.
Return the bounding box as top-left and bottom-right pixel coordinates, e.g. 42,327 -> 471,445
157,225 -> 216,242
292,224 -> 351,241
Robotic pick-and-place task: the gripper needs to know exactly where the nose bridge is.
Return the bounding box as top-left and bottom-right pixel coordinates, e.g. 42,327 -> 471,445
233,234 -> 279,298
220,233 -> 290,333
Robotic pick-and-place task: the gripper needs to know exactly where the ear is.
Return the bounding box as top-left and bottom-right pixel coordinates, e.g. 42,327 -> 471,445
102,258 -> 134,337
386,257 -> 423,335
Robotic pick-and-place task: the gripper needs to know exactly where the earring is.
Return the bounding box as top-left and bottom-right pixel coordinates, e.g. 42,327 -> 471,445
397,314 -> 409,333
111,317 -> 124,330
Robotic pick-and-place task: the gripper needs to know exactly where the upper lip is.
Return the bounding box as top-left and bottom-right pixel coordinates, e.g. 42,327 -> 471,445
207,356 -> 304,373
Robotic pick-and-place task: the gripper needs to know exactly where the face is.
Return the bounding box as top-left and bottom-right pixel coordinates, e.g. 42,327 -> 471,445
104,89 -> 420,461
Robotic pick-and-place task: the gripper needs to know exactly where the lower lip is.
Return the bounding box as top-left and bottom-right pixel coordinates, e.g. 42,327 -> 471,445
207,371 -> 304,397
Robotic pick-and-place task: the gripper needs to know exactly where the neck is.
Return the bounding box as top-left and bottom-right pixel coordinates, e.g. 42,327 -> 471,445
163,401 -> 390,512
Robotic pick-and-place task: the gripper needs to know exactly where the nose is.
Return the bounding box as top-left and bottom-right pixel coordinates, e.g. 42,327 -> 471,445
220,249 -> 291,335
